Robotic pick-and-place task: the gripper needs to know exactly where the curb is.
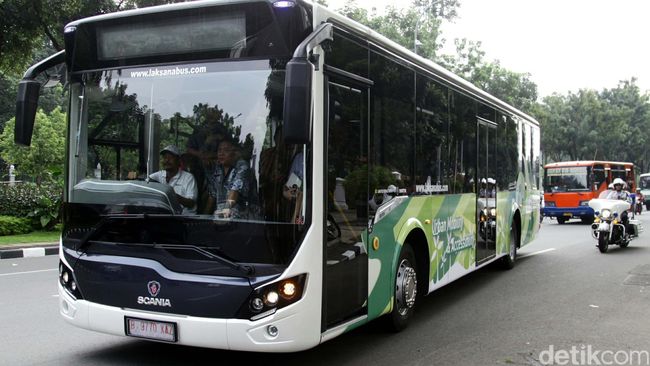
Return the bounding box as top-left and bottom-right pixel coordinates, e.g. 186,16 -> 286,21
0,245 -> 59,259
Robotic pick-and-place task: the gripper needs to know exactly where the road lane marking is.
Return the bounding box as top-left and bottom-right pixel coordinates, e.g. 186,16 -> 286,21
0,268 -> 57,277
519,248 -> 556,258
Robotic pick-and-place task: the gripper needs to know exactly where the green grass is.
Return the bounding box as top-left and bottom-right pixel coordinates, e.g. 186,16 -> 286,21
0,230 -> 60,245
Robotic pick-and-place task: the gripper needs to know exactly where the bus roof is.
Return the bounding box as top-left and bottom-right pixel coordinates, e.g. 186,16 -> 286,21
544,161 -> 634,169
66,0 -> 264,27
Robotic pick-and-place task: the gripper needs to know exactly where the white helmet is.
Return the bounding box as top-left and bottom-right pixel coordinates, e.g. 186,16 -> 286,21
612,178 -> 627,188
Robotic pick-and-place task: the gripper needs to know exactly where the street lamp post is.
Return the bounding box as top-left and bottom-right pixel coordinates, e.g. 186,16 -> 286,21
413,9 -> 424,54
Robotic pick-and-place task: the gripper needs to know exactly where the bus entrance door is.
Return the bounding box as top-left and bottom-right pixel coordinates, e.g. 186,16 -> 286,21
477,118 -> 497,263
324,74 -> 369,328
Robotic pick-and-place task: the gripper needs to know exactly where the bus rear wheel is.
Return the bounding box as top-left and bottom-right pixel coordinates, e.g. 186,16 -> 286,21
386,244 -> 418,332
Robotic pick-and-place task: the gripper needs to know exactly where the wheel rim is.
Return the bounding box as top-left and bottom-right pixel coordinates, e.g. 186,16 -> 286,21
396,259 -> 417,316
509,229 -> 516,261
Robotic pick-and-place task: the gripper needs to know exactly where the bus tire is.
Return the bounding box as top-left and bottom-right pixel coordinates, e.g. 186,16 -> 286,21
386,244 -> 418,332
501,225 -> 518,270
557,217 -> 567,225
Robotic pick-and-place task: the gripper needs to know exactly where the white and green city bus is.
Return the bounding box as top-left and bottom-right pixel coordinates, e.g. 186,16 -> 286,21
15,0 -> 541,352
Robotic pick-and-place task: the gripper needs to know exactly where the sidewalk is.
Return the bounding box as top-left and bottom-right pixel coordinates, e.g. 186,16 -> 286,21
0,241 -> 59,259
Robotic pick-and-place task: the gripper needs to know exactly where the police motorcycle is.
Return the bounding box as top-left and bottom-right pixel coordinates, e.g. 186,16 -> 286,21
588,183 -> 643,253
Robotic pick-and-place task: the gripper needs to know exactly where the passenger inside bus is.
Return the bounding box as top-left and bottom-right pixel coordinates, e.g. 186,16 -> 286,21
205,139 -> 259,219
186,110 -> 228,165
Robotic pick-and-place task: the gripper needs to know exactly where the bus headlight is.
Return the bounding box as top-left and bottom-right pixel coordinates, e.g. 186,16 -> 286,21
545,201 -> 556,207
58,260 -> 83,300
579,200 -> 590,207
265,291 -> 279,306
240,274 -> 307,320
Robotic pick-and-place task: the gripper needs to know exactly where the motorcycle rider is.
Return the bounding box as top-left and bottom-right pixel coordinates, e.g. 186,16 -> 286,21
606,178 -> 633,237
606,178 -> 632,201
636,188 -> 644,213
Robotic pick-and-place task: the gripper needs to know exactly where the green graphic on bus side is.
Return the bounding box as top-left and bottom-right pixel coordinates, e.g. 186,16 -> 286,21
366,193 -> 478,321
343,173 -> 539,333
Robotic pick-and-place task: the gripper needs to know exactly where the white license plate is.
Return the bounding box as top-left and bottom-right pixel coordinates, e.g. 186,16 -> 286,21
125,317 -> 177,342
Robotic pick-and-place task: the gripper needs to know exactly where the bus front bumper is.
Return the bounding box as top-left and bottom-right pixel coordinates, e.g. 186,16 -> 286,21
543,207 -> 594,218
58,284 -> 320,352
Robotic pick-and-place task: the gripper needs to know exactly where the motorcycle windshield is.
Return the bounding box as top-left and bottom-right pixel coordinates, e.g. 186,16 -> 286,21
598,190 -> 615,199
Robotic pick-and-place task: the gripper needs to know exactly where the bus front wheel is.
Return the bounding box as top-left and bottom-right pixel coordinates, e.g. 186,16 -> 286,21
501,225 -> 518,270
387,244 -> 418,332
557,217 -> 567,224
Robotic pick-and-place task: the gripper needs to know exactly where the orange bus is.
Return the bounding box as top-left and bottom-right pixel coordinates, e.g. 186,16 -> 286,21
543,161 -> 636,224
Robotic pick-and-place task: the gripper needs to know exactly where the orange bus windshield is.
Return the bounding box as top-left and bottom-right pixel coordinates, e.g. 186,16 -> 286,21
544,166 -> 590,193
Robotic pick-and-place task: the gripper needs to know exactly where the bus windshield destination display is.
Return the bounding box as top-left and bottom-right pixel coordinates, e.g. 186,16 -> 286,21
97,12 -> 246,60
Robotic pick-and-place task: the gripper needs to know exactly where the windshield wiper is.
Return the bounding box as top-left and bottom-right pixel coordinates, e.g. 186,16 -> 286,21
76,216 -> 115,251
115,242 -> 254,276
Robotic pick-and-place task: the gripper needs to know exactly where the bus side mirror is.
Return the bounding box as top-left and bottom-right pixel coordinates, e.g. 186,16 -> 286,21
282,57 -> 312,144
14,80 -> 41,146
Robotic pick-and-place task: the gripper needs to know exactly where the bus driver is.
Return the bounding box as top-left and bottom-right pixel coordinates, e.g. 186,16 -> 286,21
149,145 -> 199,215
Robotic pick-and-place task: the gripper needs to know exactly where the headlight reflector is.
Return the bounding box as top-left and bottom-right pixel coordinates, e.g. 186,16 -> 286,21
240,274 -> 307,320
58,260 -> 83,299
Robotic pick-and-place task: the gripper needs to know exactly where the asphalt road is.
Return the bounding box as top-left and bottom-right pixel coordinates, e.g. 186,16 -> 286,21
1,214 -> 649,366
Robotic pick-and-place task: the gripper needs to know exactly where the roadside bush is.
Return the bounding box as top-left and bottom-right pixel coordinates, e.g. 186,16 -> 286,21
0,182 -> 62,229
0,215 -> 31,236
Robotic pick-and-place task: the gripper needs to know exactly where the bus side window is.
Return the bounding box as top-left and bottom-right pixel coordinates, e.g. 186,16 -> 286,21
592,165 -> 606,190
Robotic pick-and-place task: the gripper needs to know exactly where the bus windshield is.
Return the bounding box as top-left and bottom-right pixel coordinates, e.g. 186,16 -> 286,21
544,166 -> 590,193
640,176 -> 650,189
65,59 -> 307,267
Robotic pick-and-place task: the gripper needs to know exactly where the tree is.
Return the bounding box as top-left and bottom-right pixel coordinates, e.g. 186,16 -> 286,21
0,72 -> 19,134
0,108 -> 66,182
533,79 -> 650,170
338,0 -> 459,60
439,39 -> 538,112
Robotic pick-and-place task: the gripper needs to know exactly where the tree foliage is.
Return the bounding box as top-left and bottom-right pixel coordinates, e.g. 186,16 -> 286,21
438,39 -> 538,112
0,108 -> 66,182
337,0 -> 458,60
534,79 -> 650,171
